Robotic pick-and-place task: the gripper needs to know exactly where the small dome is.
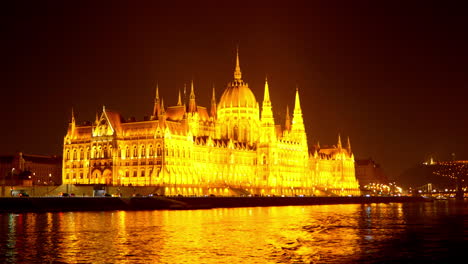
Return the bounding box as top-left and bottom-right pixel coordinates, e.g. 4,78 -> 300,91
218,82 -> 258,110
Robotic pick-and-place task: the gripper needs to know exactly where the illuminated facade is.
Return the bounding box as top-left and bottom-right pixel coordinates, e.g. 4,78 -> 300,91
62,51 -> 360,196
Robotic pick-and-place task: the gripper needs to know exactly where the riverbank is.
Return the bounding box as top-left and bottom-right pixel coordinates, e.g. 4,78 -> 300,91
0,196 -> 430,213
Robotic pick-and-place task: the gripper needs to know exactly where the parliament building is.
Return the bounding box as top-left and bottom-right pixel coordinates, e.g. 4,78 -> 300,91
62,51 -> 360,196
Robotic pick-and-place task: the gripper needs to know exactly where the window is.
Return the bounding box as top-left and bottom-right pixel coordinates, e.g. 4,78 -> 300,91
141,145 -> 145,157
141,171 -> 145,177
157,144 -> 162,156
133,146 -> 137,157
149,145 -> 154,156
133,171 -> 137,177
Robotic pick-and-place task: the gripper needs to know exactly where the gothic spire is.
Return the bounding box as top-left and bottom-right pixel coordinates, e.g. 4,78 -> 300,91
347,136 -> 352,153
189,80 -> 197,112
285,105 -> 291,131
210,84 -> 217,119
292,87 -> 305,131
152,83 -> 161,117
177,89 -> 182,106
71,107 -> 75,124
337,134 -> 342,149
234,47 -> 242,81
261,76 -> 274,125
263,76 -> 270,102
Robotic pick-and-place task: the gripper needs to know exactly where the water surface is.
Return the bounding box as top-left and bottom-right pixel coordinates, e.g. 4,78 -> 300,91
1,201 -> 466,263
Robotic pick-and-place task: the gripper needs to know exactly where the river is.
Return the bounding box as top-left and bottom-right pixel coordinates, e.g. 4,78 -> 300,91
0,200 -> 466,263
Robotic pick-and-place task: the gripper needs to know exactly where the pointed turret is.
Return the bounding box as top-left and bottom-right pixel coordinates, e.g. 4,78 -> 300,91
152,83 -> 161,118
337,134 -> 342,149
234,47 -> 242,81
177,89 -> 182,106
71,107 -> 76,125
285,105 -> 291,131
95,112 -> 99,125
347,136 -> 352,154
260,76 -> 276,142
160,98 -> 165,114
70,108 -> 76,135
188,80 -> 197,113
210,85 -> 217,119
291,87 -> 305,133
261,76 -> 274,125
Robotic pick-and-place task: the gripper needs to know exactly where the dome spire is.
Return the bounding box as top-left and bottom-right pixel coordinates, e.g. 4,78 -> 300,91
189,80 -> 197,112
152,83 -> 161,118
234,46 -> 242,81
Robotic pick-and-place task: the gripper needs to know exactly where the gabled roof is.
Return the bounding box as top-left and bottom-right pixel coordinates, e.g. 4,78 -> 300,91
166,106 -> 186,121
103,109 -> 125,135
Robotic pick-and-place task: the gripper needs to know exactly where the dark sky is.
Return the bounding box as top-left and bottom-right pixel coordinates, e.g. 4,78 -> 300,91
1,1 -> 467,181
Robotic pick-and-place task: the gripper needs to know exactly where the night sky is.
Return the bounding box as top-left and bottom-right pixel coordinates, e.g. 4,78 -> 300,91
1,2 -> 467,182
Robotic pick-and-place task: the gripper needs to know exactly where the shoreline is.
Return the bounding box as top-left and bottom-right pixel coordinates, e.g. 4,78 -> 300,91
0,196 -> 430,213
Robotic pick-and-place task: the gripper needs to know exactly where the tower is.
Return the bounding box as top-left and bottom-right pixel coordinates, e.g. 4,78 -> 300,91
260,76 -> 276,142
291,87 -> 307,145
210,85 -> 217,119
188,80 -> 197,113
152,84 -> 161,119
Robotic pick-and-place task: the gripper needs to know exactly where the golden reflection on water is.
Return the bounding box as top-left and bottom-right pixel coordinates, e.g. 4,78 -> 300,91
0,203 -> 419,263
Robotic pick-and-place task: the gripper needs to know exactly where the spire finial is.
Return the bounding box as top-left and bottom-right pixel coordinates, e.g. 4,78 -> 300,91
155,82 -> 159,100
71,107 -> 75,123
190,80 -> 195,97
234,46 -> 242,81
189,80 -> 197,112
337,133 -> 342,149
211,84 -> 216,103
177,89 -> 182,106
347,136 -> 352,153
211,84 -> 217,119
285,105 -> 291,131
263,75 -> 270,102
153,82 -> 161,118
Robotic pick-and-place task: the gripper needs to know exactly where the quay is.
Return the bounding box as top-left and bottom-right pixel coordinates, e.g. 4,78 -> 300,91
0,196 -> 428,213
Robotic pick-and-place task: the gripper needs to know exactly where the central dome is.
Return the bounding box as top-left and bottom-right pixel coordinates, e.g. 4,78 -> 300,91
218,49 -> 258,110
218,81 -> 258,109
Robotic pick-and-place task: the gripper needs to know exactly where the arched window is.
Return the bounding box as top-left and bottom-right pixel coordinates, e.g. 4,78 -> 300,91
149,145 -> 154,156
141,145 -> 145,158
133,146 -> 137,157
79,148 -> 83,160
73,149 -> 77,160
157,144 -> 162,156
91,146 -> 96,159
98,146 -> 102,158
108,146 -> 113,158
233,125 -> 239,141
66,150 -> 70,160
125,146 -> 130,158
103,146 -> 107,158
